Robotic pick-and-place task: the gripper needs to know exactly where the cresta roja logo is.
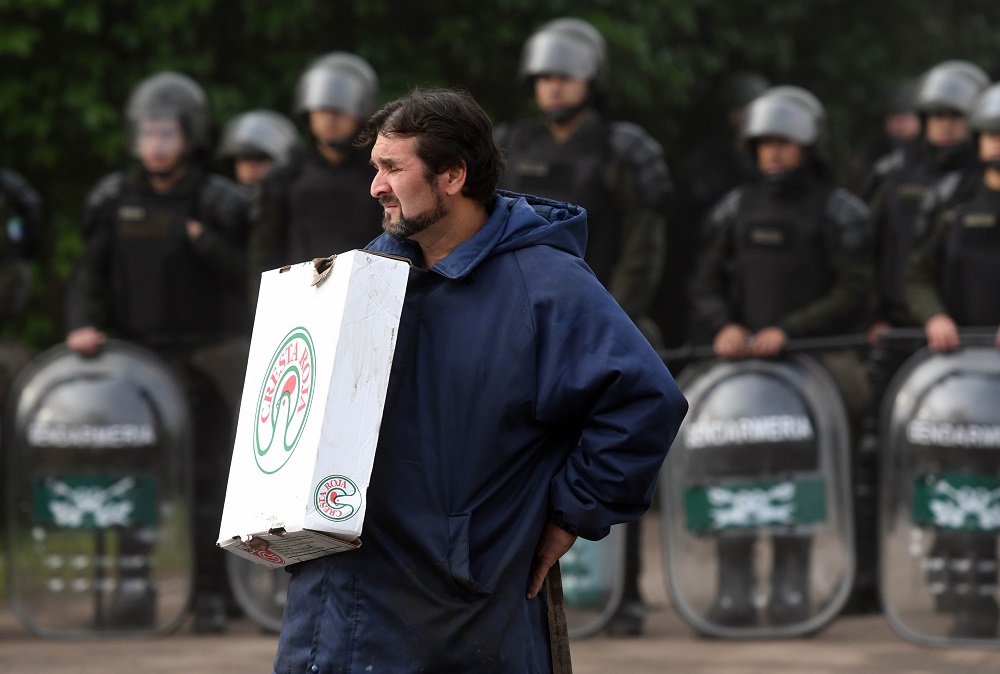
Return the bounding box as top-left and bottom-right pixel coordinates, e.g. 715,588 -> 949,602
255,327 -> 316,474
314,475 -> 362,521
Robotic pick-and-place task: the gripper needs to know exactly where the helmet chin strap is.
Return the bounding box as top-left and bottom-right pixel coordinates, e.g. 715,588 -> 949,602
930,139 -> 969,168
324,136 -> 356,153
143,155 -> 190,183
544,99 -> 590,125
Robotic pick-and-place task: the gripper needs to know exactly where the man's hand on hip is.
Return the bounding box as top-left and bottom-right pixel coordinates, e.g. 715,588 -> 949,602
527,519 -> 577,599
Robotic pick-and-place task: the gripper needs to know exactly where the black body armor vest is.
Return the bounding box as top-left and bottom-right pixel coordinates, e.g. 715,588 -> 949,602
287,152 -> 382,261
731,178 -> 835,331
879,143 -> 976,313
499,120 -> 619,285
110,178 -> 247,339
941,185 -> 1000,325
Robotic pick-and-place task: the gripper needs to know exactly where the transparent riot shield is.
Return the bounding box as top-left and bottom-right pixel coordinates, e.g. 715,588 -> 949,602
226,554 -> 288,633
559,524 -> 625,638
661,354 -> 854,638
880,346 -> 1000,647
4,341 -> 193,638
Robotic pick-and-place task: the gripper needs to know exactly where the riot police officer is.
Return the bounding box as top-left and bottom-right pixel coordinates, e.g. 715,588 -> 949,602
858,60 -> 989,615
859,79 -> 921,186
494,17 -> 671,635
690,86 -> 871,627
250,52 -> 384,280
0,168 -> 43,400
866,60 -> 989,339
218,109 -> 300,188
903,82 -> 1000,638
908,82 -> 1000,353
64,71 -> 251,633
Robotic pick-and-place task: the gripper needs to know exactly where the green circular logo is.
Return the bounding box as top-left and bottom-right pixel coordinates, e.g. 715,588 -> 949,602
254,327 -> 316,474
314,475 -> 362,521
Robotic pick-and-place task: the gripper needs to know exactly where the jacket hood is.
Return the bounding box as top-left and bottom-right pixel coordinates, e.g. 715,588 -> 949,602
366,190 -> 588,279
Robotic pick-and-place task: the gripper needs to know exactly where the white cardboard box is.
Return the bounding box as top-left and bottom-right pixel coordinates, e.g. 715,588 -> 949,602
217,250 -> 409,568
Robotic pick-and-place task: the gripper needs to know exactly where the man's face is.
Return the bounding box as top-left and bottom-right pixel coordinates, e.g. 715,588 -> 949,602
370,134 -> 447,240
534,74 -> 589,115
755,137 -> 805,175
925,111 -> 968,147
309,109 -> 361,145
979,132 -> 1000,163
234,157 -> 274,185
137,118 -> 186,174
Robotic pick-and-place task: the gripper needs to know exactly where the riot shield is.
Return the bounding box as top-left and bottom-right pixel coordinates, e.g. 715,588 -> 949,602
559,524 -> 625,638
225,554 -> 287,633
880,346 -> 1000,647
4,341 -> 193,638
661,354 -> 854,637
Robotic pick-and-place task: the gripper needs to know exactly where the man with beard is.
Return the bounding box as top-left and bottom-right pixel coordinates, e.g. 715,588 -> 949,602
265,87 -> 687,673
250,52 -> 384,288
494,17 -> 672,635
65,72 -> 251,633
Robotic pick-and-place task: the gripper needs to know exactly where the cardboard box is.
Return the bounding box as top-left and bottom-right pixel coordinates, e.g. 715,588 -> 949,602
217,250 -> 409,568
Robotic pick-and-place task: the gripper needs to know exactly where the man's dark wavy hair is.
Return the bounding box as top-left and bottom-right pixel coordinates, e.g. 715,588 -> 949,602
356,87 -> 506,209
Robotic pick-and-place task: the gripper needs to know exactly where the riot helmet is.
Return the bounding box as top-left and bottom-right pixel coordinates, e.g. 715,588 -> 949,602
968,83 -> 1000,171
741,85 -> 826,147
218,110 -> 299,164
294,52 -> 379,120
913,60 -> 989,116
968,83 -> 1000,135
518,17 -> 609,92
125,72 -> 211,159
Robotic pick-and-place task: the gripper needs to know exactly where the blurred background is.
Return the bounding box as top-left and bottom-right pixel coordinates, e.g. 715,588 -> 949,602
2,0 -> 1000,348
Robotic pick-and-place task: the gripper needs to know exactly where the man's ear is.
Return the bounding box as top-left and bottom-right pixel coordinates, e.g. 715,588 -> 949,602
442,161 -> 467,196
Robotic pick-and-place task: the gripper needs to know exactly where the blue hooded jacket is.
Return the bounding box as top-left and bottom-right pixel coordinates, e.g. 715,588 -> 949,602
272,191 -> 687,673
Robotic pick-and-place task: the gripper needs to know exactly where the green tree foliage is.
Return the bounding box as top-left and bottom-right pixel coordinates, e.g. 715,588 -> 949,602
1,0 -> 999,347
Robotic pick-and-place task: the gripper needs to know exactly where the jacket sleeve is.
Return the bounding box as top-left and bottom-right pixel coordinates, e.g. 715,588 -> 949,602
904,201 -> 950,324
688,189 -> 741,338
247,169 -> 294,306
65,177 -> 119,331
606,122 -> 671,319
863,151 -> 906,324
780,188 -> 873,337
0,169 -> 44,258
534,260 -> 688,540
192,175 -> 250,290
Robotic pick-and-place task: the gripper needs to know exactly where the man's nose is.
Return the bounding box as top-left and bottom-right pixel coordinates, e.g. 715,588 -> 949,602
371,173 -> 388,199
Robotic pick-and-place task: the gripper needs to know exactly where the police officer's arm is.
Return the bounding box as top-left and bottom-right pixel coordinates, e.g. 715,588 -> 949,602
246,169 -> 297,308
607,123 -> 670,319
190,176 -> 250,290
689,189 -> 744,353
65,182 -> 117,354
905,205 -> 957,351
248,171 -> 291,279
779,190 -> 872,337
862,152 -> 904,331
0,169 -> 44,258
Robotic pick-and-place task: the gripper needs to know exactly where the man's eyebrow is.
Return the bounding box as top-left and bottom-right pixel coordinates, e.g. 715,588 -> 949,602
371,155 -> 396,168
